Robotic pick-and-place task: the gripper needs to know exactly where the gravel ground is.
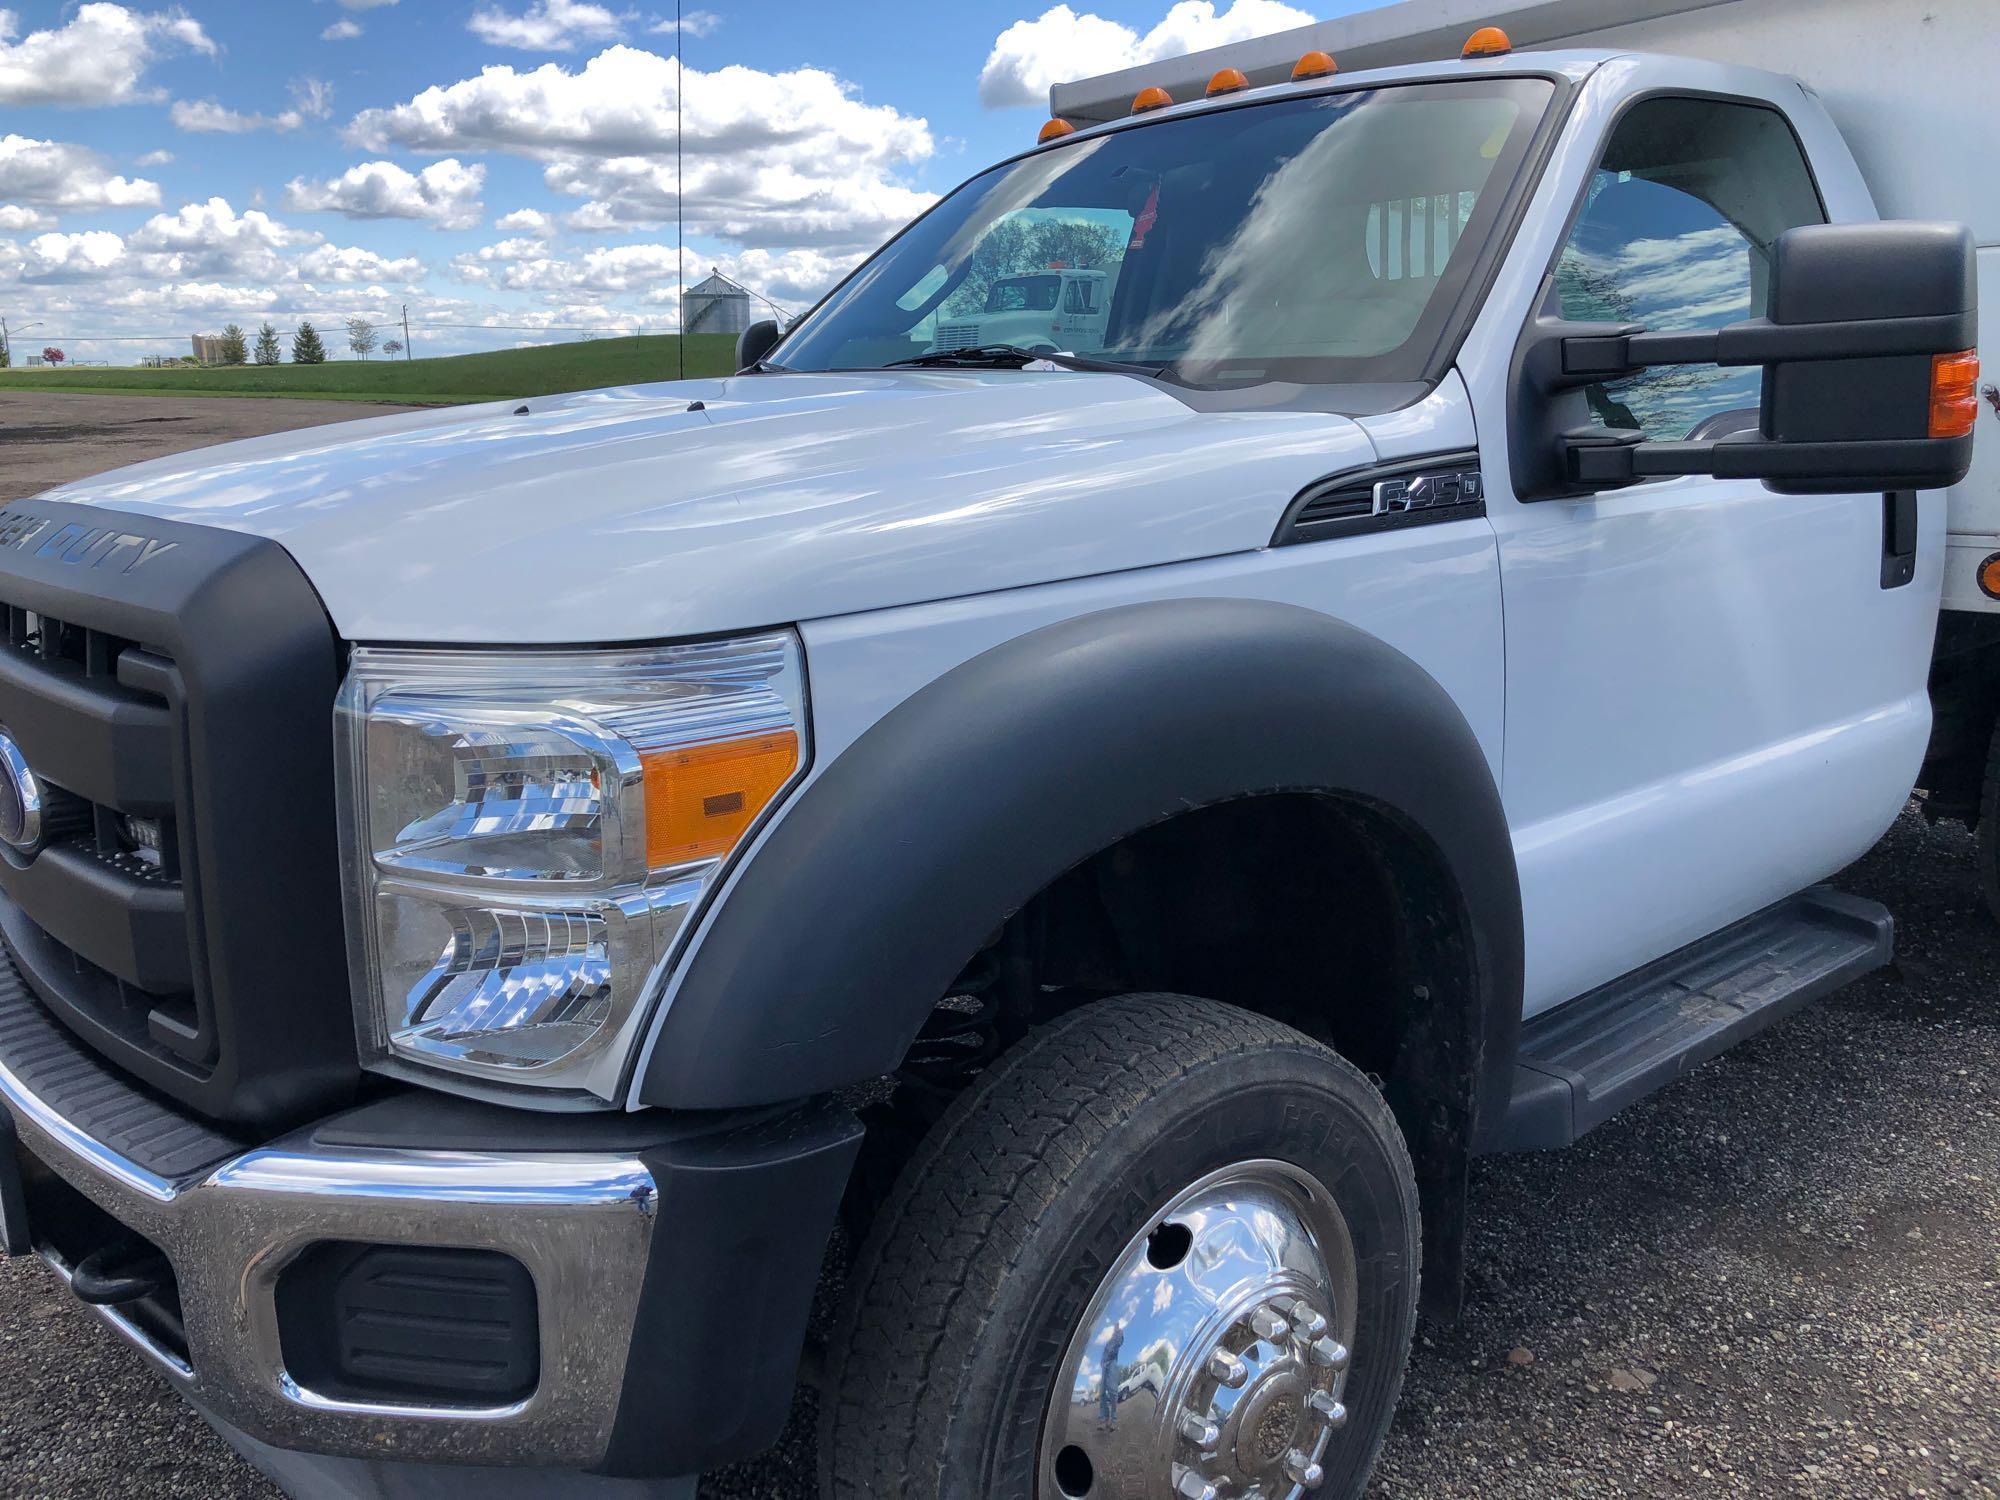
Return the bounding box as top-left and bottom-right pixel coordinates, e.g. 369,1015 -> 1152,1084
0,389 -> 417,505
0,392 -> 1992,1497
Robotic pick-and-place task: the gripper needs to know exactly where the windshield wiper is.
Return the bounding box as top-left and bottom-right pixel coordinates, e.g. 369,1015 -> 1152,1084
884,343 -> 1167,378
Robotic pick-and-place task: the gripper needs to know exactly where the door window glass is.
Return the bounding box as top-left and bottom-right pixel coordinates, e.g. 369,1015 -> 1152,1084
1554,97 -> 1824,441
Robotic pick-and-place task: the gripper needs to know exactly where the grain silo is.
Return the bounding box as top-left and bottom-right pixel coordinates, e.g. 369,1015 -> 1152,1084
680,269 -> 753,337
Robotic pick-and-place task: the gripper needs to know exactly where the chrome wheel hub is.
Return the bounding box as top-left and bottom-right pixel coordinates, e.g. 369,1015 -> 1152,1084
1038,1161 -> 1357,1500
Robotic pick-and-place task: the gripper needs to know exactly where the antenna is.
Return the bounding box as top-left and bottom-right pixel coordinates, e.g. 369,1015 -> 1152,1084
676,0 -> 685,381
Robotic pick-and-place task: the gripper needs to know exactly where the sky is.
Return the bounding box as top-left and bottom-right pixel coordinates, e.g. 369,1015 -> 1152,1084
0,0 -> 1360,363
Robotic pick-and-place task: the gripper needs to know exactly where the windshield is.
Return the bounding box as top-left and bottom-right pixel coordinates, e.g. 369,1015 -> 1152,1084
988,275 -> 1062,312
775,77 -> 1554,389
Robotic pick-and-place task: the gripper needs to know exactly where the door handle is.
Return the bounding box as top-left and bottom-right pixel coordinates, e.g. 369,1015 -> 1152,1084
1881,491 -> 1917,590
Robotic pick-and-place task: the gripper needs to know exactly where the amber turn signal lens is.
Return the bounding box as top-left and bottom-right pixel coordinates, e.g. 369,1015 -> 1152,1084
1930,350 -> 1981,439
1131,85 -> 1173,114
642,729 -> 799,866
1978,553 -> 2000,601
1038,117 -> 1076,143
1463,25 -> 1512,57
1291,49 -> 1337,80
1206,67 -> 1249,97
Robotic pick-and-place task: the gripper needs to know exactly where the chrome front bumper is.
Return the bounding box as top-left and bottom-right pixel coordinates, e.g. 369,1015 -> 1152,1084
0,1052 -> 658,1469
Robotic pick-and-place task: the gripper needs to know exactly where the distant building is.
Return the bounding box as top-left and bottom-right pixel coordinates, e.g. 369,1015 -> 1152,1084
191,334 -> 229,365
680,269 -> 754,337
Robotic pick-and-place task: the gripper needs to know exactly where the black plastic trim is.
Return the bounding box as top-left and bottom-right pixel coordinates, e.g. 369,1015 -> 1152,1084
641,599 -> 1526,1144
0,926 -> 246,1181
276,1242 -> 541,1407
1489,888 -> 1891,1152
597,1097 -> 862,1477
0,500 -> 354,1127
0,645 -> 175,813
1274,449 -> 1486,545
1,847 -> 188,993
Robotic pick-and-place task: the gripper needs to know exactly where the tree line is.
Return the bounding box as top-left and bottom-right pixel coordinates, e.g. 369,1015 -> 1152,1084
208,317 -> 403,367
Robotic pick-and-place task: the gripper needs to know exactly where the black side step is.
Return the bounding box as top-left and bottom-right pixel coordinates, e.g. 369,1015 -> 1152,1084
1490,887 -> 1892,1153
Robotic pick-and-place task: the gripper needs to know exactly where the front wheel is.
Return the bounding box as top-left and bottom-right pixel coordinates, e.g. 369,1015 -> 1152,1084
819,993 -> 1421,1500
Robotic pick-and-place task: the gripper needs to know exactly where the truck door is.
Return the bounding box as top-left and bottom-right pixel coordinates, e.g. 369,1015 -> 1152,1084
1485,93 -> 1940,1015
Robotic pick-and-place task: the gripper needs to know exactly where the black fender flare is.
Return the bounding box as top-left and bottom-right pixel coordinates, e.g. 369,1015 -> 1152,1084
638,597 -> 1524,1135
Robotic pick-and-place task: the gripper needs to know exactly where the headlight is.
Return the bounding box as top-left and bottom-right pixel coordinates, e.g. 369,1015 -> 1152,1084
334,633 -> 807,1099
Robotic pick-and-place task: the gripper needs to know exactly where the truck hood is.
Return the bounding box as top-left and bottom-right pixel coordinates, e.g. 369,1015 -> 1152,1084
50,371 -> 1376,642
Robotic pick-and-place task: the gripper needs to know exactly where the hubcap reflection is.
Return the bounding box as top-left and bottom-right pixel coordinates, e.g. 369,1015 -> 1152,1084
1038,1160 -> 1357,1499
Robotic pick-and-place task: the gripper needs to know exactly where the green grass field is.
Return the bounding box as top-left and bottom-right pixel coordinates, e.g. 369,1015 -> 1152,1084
0,333 -> 741,404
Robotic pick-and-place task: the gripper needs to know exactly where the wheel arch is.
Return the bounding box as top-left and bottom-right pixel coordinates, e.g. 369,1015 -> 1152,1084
637,596 -> 1525,1144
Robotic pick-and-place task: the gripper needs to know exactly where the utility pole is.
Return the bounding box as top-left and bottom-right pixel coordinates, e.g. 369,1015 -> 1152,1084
675,0 -> 684,381
401,303 -> 413,360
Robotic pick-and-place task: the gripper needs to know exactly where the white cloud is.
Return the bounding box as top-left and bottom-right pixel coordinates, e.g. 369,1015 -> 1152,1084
648,8 -> 719,37
173,77 -> 332,134
284,159 -> 485,230
469,0 -> 630,51
494,206 -> 557,236
0,2 -> 215,107
293,243 -> 424,284
447,237 -> 850,312
709,247 -> 855,308
0,204 -> 55,232
347,46 -> 935,251
134,149 -> 174,166
321,17 -> 363,39
0,135 -> 161,210
127,197 -> 322,281
20,229 -> 127,282
979,0 -> 1314,108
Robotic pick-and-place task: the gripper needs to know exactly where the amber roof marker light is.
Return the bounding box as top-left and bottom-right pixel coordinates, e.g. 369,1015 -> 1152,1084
1038,117 -> 1076,143
1931,350 -> 1981,439
1131,85 -> 1174,114
1206,66 -> 1250,97
1292,49 -> 1338,81
1463,25 -> 1513,57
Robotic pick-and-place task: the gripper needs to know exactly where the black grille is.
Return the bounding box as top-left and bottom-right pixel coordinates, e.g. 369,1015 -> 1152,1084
0,501 -> 357,1128
0,607 -> 203,1053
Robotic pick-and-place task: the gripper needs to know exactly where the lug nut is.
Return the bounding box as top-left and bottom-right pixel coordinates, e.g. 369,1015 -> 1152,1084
1248,1305 -> 1292,1343
1309,1337 -> 1351,1372
1284,1449 -> 1326,1487
1174,1467 -> 1221,1500
1177,1410 -> 1221,1449
1285,1299 -> 1330,1339
1205,1349 -> 1249,1388
1308,1390 -> 1349,1428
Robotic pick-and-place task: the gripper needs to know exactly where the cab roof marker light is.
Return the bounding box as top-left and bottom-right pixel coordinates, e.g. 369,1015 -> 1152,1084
1463,26 -> 1512,57
1291,50 -> 1337,81
1038,117 -> 1075,144
1131,85 -> 1173,114
1206,67 -> 1249,97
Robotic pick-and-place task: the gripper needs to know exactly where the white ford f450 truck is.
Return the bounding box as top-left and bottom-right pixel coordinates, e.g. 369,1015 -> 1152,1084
0,0 -> 1991,1496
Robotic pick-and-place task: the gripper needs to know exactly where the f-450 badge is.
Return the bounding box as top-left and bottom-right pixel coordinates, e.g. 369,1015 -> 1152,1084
1372,469 -> 1484,515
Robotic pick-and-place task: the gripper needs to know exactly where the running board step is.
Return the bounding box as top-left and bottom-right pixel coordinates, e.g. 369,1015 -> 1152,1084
1491,888 -> 1892,1152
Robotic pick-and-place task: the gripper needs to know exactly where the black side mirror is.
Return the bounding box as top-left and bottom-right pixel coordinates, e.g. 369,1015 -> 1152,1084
1513,221 -> 1978,500
736,319 -> 782,372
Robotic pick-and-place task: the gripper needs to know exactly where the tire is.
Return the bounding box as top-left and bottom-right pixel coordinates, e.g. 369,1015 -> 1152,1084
1980,716 -> 2000,922
819,992 -> 1421,1500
